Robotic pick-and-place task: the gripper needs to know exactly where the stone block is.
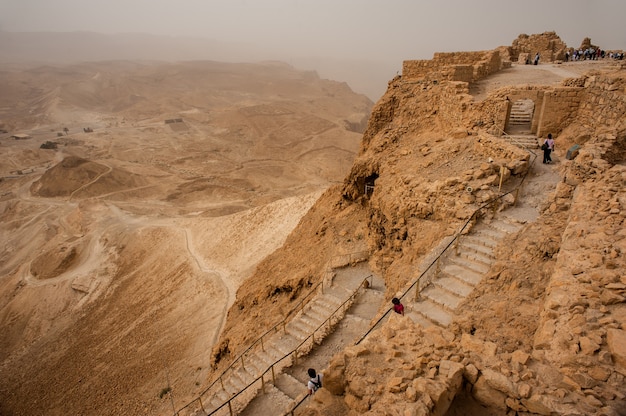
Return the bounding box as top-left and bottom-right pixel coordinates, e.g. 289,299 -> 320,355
566,144 -> 581,160
521,394 -> 555,415
463,363 -> 479,384
482,368 -> 516,397
472,376 -> 507,409
607,329 -> 626,375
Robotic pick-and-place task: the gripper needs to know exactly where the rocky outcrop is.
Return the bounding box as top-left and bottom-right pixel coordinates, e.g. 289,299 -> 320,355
214,33 -> 626,415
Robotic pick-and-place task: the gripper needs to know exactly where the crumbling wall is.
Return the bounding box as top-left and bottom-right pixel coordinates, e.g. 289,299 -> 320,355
402,50 -> 505,83
577,74 -> 626,131
438,81 -> 473,128
509,31 -> 568,62
536,87 -> 584,137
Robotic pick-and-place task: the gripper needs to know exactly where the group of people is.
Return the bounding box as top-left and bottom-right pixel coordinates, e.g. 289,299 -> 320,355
564,48 -> 624,62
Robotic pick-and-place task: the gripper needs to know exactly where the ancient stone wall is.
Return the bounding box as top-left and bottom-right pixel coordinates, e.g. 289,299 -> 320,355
509,32 -> 568,62
402,50 -> 504,83
536,87 -> 584,137
577,74 -> 626,131
438,81 -> 472,127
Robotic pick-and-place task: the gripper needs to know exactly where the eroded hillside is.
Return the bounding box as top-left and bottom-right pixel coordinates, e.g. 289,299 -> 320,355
0,61 -> 372,416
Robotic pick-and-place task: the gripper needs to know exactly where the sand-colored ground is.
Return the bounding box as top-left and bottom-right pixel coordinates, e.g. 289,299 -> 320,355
0,60 -> 371,415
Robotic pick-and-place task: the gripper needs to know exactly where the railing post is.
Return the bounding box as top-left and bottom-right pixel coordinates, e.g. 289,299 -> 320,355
228,400 -> 233,416
220,376 -> 225,391
199,397 -> 206,414
271,365 -> 276,384
260,336 -> 265,351
240,355 -> 245,372
261,371 -> 266,393
454,234 -> 460,255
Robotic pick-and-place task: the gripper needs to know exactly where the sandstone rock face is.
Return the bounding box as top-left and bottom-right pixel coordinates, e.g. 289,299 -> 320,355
208,32 -> 625,416
292,33 -> 625,416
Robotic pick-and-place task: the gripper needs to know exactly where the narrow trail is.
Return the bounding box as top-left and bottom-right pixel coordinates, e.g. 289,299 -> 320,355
183,227 -> 235,347
68,162 -> 113,201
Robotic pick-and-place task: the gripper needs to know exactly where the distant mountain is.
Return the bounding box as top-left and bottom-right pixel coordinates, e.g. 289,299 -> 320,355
0,31 -> 394,100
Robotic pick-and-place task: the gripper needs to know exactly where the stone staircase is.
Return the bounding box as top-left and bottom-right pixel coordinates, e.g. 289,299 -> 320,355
197,262 -> 378,416
501,134 -> 540,149
405,215 -> 523,328
508,100 -> 533,128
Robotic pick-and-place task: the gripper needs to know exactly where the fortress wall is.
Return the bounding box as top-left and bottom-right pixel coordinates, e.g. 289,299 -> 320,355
577,74 -> 626,130
402,60 -> 443,80
432,51 -> 493,65
510,32 -> 568,62
438,81 -> 472,128
403,50 -> 504,82
536,87 -> 583,137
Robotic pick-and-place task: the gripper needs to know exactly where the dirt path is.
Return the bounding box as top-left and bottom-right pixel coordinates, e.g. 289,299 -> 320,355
182,227 -> 234,346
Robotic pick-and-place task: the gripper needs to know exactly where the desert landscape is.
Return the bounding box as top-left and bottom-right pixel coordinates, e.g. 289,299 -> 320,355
1,32 -> 625,416
0,60 -> 372,415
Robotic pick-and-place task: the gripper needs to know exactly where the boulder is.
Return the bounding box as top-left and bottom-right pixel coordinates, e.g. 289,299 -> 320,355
607,329 -> 626,375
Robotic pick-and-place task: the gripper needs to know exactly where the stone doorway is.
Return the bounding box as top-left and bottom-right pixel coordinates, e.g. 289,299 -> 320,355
506,99 -> 534,134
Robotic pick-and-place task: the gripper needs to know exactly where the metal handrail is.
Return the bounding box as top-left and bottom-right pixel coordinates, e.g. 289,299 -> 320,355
203,275 -> 372,416
173,253 -> 371,416
355,146 -> 538,346
280,141 -> 539,416
285,136 -> 539,416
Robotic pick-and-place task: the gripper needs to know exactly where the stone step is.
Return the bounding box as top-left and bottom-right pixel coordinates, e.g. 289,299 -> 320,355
473,227 -> 507,242
275,373 -> 306,400
457,250 -> 494,268
462,235 -> 498,250
272,332 -> 300,353
448,255 -> 490,274
460,240 -> 496,257
295,313 -> 322,333
226,367 -> 253,392
315,294 -> 343,312
434,276 -> 475,297
421,285 -> 464,310
442,264 -> 483,286
406,310 -> 435,328
285,320 -> 312,340
303,304 -> 331,323
487,219 -> 522,234
237,383 -> 296,416
410,299 -> 453,327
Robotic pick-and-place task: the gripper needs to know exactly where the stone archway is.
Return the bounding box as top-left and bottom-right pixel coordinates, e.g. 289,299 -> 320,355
506,99 -> 534,134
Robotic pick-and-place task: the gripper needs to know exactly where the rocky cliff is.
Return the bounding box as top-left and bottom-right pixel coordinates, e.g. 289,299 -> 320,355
213,34 -> 626,415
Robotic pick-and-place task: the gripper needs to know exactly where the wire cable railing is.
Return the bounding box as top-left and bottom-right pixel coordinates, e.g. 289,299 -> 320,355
283,142 -> 538,416
354,146 -> 537,347
173,252 -> 371,416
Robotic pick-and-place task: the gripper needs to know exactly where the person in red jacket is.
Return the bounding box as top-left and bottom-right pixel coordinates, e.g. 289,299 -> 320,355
392,297 -> 404,315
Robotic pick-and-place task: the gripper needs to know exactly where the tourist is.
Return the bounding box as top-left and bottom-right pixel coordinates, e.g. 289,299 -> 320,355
392,297 -> 404,315
542,133 -> 555,164
534,52 -> 540,65
307,368 -> 323,395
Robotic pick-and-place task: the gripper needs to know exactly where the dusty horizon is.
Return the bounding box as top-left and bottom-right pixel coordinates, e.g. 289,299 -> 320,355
1,0 -> 625,101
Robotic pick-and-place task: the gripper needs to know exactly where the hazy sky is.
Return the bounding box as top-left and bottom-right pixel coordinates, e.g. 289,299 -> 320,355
1,0 -> 624,62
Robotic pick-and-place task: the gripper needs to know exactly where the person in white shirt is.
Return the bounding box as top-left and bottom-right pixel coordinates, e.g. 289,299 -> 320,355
307,368 -> 323,395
